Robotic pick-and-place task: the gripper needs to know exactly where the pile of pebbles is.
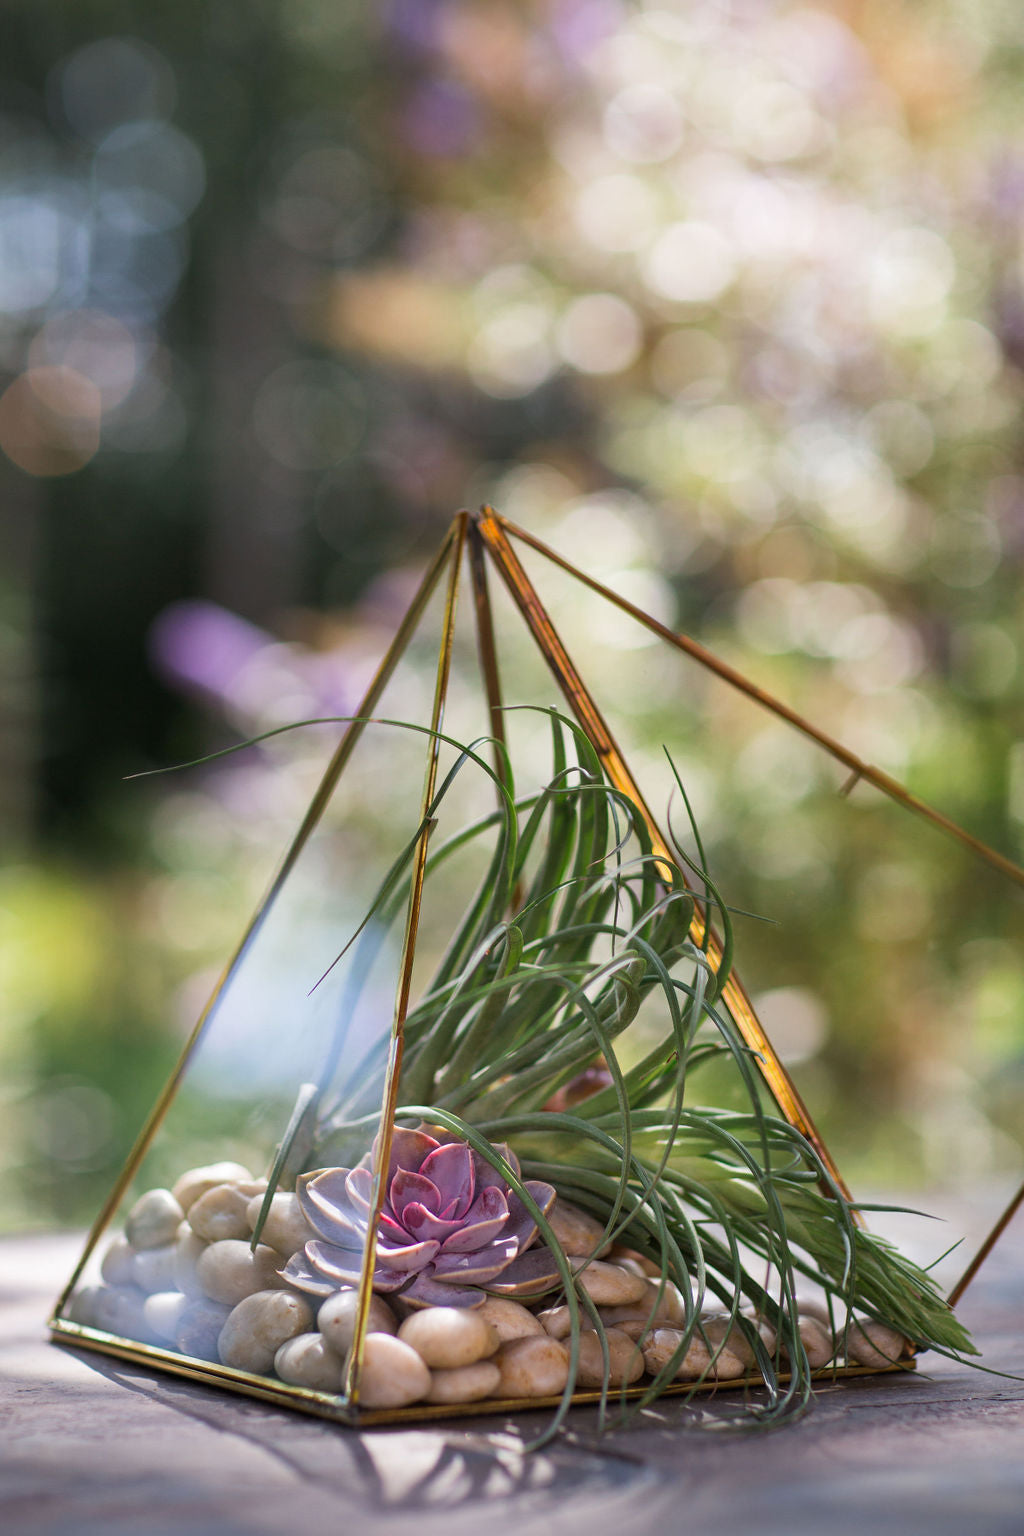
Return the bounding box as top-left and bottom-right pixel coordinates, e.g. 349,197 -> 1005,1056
68,1163 -> 911,1410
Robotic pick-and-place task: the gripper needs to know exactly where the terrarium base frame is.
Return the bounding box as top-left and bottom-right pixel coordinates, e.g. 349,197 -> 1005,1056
52,1320 -> 913,1427
50,506 -> 1021,1426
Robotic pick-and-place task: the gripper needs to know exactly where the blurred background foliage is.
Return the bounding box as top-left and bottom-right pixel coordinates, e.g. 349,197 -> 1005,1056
3,0 -> 1024,1230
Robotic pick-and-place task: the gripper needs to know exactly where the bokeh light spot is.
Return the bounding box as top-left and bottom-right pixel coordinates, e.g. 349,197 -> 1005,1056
644,222 -> 736,303
94,119 -> 206,233
55,36 -> 176,142
603,83 -> 684,163
28,308 -> 141,407
252,361 -> 366,470
0,365 -> 101,475
573,172 -> 658,253
556,292 -> 642,374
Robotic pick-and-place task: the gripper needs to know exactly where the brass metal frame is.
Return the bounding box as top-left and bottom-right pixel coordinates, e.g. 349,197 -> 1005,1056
51,505 -> 1024,1424
49,1316 -> 913,1427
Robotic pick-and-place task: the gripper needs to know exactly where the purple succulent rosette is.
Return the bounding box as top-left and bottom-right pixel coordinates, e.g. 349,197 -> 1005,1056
283,1127 -> 560,1308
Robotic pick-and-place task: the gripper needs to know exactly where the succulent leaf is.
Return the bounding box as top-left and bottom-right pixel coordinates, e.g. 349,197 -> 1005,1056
286,1126 -> 558,1306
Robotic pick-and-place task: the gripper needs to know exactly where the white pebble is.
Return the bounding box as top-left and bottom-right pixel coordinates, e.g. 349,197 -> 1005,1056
575,1328 -> 645,1390
846,1320 -> 908,1369
245,1191 -> 316,1256
490,1335 -> 570,1398
355,1333 -> 432,1409
398,1307 -> 497,1369
175,1297 -> 232,1361
196,1240 -> 284,1306
188,1184 -> 253,1243
274,1332 -> 345,1392
426,1360 -> 501,1404
125,1189 -> 184,1251
218,1290 -> 313,1374
174,1228 -> 208,1298
318,1289 -> 397,1354
143,1291 -> 189,1344
475,1297 -> 544,1344
76,1283 -> 152,1343
66,1285 -> 104,1326
172,1161 -> 254,1214
572,1259 -> 648,1307
100,1236 -> 137,1287
133,1243 -> 179,1296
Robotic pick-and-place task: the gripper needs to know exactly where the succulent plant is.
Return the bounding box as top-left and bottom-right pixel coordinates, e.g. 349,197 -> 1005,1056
283,1126 -> 560,1308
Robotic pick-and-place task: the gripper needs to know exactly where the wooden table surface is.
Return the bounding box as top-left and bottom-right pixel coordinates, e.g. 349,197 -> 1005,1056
3,1196 -> 1023,1536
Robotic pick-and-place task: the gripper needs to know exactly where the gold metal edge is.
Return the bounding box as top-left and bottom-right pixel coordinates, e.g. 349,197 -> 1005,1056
346,511 -> 470,1408
493,512 -> 1024,891
50,1319 -> 914,1429
472,506 -> 855,1207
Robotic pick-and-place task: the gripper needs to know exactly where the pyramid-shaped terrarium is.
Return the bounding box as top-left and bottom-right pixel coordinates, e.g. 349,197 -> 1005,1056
51,508 -> 1021,1429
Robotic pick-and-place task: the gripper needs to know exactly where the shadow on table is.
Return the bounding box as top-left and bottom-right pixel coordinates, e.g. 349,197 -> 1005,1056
50,1344 -> 673,1524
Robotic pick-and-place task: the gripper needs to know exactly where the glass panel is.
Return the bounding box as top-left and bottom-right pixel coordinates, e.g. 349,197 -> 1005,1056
54,564 -> 462,1412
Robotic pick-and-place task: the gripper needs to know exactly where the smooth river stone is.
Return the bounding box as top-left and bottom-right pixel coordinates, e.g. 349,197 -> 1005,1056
426,1360 -> 501,1404
188,1183 -> 254,1243
601,1276 -> 687,1328
607,1244 -> 661,1278
614,1318 -> 674,1343
172,1161 -> 254,1214
92,1284 -> 154,1342
355,1333 -> 432,1409
66,1285 -> 104,1326
245,1191 -> 316,1257
274,1333 -> 345,1392
575,1327 -> 645,1389
196,1239 -> 283,1306
174,1229 -> 208,1298
699,1314 -> 757,1368
133,1242 -> 179,1296
68,1283 -> 151,1342
318,1289 -> 397,1353
175,1297 -> 232,1361
100,1236 -> 137,1287
642,1328 -> 746,1381
474,1297 -> 544,1344
143,1291 -> 189,1344
785,1314 -> 835,1370
490,1336 -> 570,1399
795,1292 -> 839,1328
572,1259 -> 648,1307
537,1304 -> 593,1341
218,1290 -> 313,1374
845,1320 -> 908,1369
398,1306 -> 497,1369
752,1316 -> 778,1355
125,1189 -> 184,1251
547,1198 -> 609,1258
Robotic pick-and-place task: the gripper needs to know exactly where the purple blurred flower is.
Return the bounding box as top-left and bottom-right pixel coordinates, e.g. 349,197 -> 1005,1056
150,600 -> 268,701
401,81 -> 480,159
284,1127 -> 559,1309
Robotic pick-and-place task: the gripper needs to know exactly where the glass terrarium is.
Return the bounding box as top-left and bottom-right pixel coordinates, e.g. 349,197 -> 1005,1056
51,509 -> 1007,1429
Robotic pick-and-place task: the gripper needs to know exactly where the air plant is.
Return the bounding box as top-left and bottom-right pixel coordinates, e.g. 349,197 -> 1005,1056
247,708 -> 973,1434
